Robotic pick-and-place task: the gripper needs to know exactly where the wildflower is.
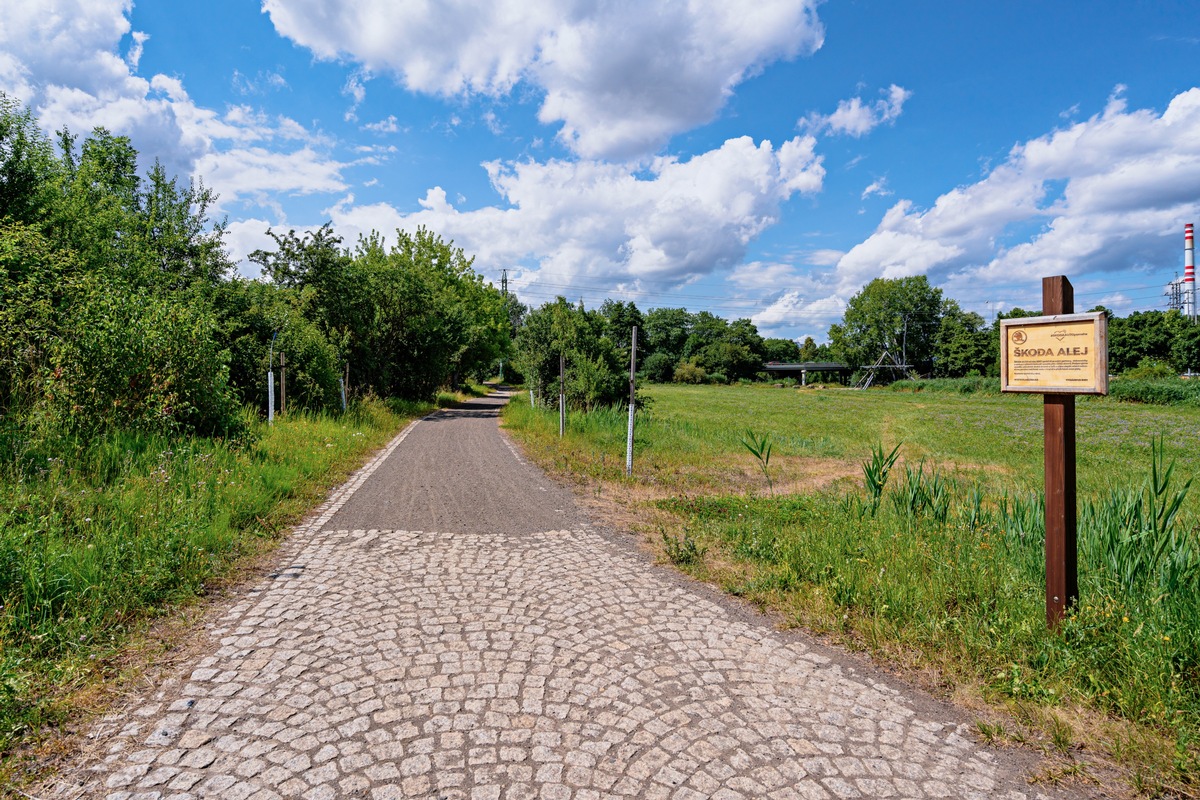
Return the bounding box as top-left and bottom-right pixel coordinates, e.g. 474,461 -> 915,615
1122,616 -> 1129,623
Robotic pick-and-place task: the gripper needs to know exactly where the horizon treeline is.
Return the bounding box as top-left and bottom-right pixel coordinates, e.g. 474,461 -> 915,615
0,94 -> 512,448
512,276 -> 1200,410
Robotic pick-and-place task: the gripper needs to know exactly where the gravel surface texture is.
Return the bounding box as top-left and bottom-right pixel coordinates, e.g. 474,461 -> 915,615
37,390 -> 1099,800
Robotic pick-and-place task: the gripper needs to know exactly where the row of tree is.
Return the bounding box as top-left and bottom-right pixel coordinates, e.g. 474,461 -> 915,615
0,94 -> 511,442
829,275 -> 1200,379
511,298 -> 815,409
512,275 -> 1200,410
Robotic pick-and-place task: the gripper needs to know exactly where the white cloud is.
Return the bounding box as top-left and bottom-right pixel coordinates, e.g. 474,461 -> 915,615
805,84 -> 911,138
0,1 -> 348,216
804,248 -> 845,267
125,31 -> 148,71
362,114 -> 398,134
232,69 -> 288,95
727,260 -> 803,291
322,134 -> 824,297
861,177 -> 891,200
263,0 -> 824,159
224,218 -> 279,278
482,110 -> 503,136
342,73 -> 366,121
838,87 -> 1200,297
195,146 -> 348,212
752,291 -> 845,337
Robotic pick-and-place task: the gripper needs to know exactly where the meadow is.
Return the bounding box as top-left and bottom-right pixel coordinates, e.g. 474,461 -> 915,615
503,383 -> 1200,795
0,395 -> 448,783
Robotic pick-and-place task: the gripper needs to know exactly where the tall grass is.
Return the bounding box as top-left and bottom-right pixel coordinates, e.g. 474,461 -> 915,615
0,398 -> 421,759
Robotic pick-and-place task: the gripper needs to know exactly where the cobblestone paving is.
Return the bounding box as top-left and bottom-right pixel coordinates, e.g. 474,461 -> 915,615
44,411 -> 1084,799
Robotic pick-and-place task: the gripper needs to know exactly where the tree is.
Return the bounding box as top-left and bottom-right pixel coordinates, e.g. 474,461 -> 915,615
130,161 -> 231,288
763,337 -> 801,363
514,298 -> 626,410
643,307 -> 692,365
0,93 -> 60,227
797,336 -> 827,362
0,220 -> 80,413
599,299 -> 643,355
251,224 -> 369,371
1107,309 -> 1188,374
933,300 -> 990,377
682,311 -> 729,360
829,276 -> 943,377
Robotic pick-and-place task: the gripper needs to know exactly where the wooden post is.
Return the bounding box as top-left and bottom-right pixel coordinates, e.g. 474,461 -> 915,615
279,352 -> 286,415
626,326 -> 637,477
1043,276 -> 1078,628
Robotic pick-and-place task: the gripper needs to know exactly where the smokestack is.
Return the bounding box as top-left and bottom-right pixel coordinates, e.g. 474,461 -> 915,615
1188,223 -> 1196,322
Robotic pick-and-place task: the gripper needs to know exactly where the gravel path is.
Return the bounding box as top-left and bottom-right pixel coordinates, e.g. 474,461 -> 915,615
40,391 -> 1094,800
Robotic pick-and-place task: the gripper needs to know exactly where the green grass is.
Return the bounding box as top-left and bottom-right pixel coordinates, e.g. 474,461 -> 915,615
0,397 -> 427,769
503,383 -> 1200,793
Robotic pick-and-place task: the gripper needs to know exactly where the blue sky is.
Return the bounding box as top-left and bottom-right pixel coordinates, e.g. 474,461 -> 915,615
2,1 -> 1198,341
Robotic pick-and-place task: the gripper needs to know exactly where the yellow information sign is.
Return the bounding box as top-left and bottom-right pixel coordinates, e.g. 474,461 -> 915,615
1000,312 -> 1108,395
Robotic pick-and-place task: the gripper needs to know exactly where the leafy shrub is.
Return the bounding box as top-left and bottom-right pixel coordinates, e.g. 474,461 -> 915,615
38,281 -> 242,437
889,376 -> 1000,395
1109,379 -> 1200,407
567,353 -> 626,412
673,360 -> 707,384
0,221 -> 80,413
1125,358 -> 1179,381
707,372 -> 728,385
641,351 -> 676,383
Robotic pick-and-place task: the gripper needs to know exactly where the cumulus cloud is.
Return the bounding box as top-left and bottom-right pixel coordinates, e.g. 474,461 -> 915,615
263,0 -> 824,159
751,290 -> 846,337
321,135 -> 824,299
836,87 -> 1200,298
722,260 -> 847,336
195,146 -> 348,209
0,0 -> 348,215
805,84 -> 911,138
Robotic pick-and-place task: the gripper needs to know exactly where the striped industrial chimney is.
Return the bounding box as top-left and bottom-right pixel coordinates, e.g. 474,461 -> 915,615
1188,223 -> 1196,322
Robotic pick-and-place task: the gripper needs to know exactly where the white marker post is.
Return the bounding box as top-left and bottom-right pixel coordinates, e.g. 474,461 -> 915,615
626,326 -> 637,477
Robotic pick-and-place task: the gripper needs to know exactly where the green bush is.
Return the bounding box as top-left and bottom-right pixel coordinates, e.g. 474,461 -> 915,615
38,281 -> 242,438
1109,379 -> 1200,407
642,351 -> 676,383
0,221 -> 80,413
1125,358 -> 1179,381
673,360 -> 707,384
889,376 -> 1001,395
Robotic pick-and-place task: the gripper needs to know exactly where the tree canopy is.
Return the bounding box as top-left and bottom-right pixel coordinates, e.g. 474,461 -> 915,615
0,93 -> 512,442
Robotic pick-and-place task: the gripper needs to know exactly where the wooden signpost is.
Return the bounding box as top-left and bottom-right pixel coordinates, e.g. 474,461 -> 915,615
1000,276 -> 1108,628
